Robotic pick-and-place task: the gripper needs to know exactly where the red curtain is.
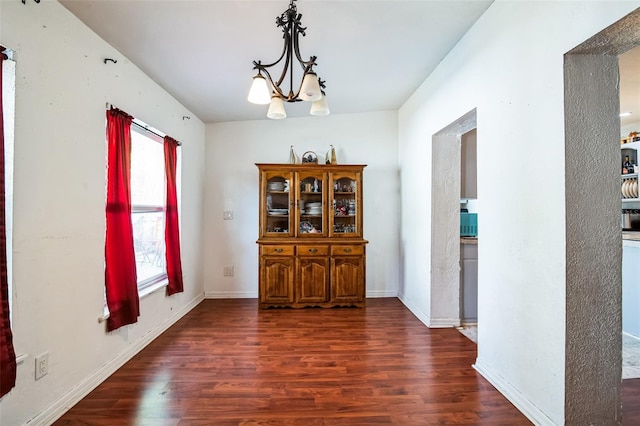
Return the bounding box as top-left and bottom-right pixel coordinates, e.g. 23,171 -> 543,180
164,137 -> 183,295
105,109 -> 139,331
0,46 -> 17,398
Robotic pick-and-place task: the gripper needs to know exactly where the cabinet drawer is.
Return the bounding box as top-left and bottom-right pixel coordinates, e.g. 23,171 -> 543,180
331,245 -> 364,256
297,245 -> 329,256
262,245 -> 295,256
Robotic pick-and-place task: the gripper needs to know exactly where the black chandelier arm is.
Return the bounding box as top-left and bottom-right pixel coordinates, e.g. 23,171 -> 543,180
258,66 -> 290,101
249,0 -> 327,105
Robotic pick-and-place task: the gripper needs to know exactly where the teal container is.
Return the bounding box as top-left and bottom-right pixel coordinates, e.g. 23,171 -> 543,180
460,213 -> 478,237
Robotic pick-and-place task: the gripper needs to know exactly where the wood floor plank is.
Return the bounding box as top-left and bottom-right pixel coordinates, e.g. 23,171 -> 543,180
53,298 -> 640,425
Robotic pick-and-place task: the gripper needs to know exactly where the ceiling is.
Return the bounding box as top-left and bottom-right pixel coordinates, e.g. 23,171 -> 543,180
59,1 -> 639,127
59,0 -> 493,123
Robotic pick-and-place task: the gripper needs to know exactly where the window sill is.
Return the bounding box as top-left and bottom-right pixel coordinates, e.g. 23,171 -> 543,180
98,279 -> 168,323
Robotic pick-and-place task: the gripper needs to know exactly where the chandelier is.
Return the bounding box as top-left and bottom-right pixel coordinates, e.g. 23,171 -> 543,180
247,0 -> 329,119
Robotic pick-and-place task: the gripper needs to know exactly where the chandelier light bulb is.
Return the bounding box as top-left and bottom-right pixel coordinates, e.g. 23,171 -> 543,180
267,96 -> 287,119
299,72 -> 322,102
310,94 -> 330,116
247,74 -> 271,105
248,0 -> 329,118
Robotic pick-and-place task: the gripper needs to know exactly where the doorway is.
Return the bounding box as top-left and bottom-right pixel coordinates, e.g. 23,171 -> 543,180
430,109 -> 476,328
563,8 -> 640,423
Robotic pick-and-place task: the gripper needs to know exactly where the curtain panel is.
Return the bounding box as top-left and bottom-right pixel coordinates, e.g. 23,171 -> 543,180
164,136 -> 183,296
105,109 -> 140,331
0,46 -> 17,398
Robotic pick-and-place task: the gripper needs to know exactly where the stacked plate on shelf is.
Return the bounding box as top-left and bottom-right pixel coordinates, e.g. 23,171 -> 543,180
267,181 -> 285,191
622,178 -> 639,199
268,208 -> 288,216
305,202 -> 322,216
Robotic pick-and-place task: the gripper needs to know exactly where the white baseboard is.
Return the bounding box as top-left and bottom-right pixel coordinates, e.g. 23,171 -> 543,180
204,291 -> 257,299
365,290 -> 398,298
397,294 -> 432,327
429,317 -> 461,328
204,291 -> 399,299
397,294 -> 460,328
31,293 -> 205,426
473,358 -> 556,426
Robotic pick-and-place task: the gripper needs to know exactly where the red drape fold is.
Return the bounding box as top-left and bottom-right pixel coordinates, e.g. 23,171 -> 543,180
105,109 -> 139,331
164,136 -> 183,296
0,46 -> 17,398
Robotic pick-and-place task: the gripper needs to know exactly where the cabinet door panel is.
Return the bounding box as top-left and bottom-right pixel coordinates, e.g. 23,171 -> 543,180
297,257 -> 329,303
329,171 -> 362,238
261,257 -> 295,304
297,171 -> 327,237
261,170 -> 294,238
331,256 -> 364,303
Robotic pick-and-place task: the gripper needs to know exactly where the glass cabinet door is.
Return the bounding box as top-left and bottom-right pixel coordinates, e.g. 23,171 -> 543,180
263,171 -> 293,237
296,171 -> 327,237
330,172 -> 361,237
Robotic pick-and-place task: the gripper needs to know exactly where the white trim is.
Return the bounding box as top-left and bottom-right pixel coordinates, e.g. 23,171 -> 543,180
203,290 -> 400,300
33,293 -> 204,426
139,279 -> 168,299
429,317 -> 461,328
397,294 -> 432,327
365,290 -> 398,298
473,358 -> 555,426
397,294 -> 461,328
204,291 -> 257,299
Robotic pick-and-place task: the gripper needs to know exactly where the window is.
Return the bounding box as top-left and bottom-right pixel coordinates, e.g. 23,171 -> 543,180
104,108 -> 183,330
130,123 -> 167,290
3,51 -> 14,314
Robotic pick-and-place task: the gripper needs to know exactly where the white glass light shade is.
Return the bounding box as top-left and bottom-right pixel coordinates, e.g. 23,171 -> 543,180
299,72 -> 322,102
309,94 -> 330,116
247,74 -> 271,105
267,96 -> 287,119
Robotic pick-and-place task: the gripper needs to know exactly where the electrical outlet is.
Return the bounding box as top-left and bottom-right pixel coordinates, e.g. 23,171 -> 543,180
223,210 -> 233,220
223,266 -> 234,277
35,352 -> 49,381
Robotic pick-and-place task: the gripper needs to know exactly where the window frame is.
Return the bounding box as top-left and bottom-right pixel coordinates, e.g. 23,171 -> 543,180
130,121 -> 168,292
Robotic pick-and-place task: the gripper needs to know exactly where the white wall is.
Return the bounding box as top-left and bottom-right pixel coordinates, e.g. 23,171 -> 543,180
0,2 -> 205,425
204,111 -> 400,300
398,1 -> 639,425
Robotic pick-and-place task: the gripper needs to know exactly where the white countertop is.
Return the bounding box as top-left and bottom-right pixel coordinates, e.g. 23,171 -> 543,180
623,231 -> 640,248
623,231 -> 640,241
460,237 -> 478,245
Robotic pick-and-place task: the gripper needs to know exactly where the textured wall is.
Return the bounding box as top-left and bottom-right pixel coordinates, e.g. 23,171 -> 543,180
564,52 -> 622,425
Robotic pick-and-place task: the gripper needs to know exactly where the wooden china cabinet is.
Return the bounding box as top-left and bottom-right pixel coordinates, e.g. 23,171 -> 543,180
256,163 -> 367,308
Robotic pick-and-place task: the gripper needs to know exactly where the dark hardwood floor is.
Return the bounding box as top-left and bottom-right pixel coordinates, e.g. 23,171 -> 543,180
54,298 -> 640,425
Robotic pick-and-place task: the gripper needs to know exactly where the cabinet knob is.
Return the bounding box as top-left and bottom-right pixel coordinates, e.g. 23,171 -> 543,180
274,248 -> 283,253
309,248 -> 318,253
344,248 -> 352,253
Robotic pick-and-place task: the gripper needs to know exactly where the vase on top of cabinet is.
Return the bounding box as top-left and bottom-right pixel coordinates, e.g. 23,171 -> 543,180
257,163 -> 367,309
